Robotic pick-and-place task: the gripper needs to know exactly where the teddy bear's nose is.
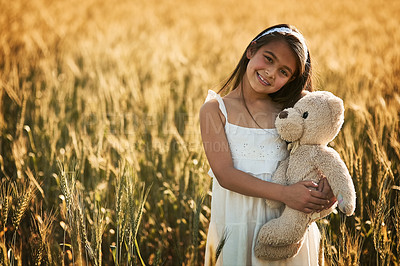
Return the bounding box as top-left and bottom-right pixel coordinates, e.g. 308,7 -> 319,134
279,111 -> 288,119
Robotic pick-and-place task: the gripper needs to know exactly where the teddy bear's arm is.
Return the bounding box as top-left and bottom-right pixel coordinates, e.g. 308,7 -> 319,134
272,158 -> 289,185
265,158 -> 289,209
314,148 -> 356,216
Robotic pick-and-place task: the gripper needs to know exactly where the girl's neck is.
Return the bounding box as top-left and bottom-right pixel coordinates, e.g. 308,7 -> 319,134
225,85 -> 282,129
235,78 -> 279,110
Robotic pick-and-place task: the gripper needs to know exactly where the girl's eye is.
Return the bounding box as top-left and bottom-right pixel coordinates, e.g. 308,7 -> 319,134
302,112 -> 309,119
264,56 -> 273,63
280,69 -> 288,77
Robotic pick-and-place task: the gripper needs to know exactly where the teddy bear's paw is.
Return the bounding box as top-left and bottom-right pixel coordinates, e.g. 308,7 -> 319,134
337,193 -> 355,216
254,241 -> 302,260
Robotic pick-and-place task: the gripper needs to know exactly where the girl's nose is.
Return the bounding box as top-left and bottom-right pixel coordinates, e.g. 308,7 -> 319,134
265,68 -> 275,79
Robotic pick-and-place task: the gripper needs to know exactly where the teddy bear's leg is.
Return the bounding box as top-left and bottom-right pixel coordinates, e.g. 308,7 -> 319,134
256,207 -> 309,246
254,240 -> 303,260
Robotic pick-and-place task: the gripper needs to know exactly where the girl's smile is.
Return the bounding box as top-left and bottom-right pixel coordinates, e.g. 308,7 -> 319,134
257,72 -> 271,86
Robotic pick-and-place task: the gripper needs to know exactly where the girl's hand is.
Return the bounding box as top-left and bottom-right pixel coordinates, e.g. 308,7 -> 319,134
317,177 -> 337,210
282,181 -> 331,214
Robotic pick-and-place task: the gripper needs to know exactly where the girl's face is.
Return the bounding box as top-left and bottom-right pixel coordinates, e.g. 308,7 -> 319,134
245,39 -> 297,95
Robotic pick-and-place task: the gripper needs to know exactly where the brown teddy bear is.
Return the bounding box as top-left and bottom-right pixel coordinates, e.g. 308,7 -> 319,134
254,91 -> 357,260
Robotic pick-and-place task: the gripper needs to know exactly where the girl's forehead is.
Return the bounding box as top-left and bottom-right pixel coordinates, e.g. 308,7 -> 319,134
258,39 -> 292,52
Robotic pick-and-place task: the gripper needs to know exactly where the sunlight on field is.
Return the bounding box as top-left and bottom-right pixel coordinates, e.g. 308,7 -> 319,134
0,0 -> 399,264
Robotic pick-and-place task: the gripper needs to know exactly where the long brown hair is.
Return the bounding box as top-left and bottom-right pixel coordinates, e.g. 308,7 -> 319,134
218,24 -> 313,109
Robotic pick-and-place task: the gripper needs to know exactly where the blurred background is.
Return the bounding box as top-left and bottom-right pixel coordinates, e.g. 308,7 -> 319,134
0,0 -> 399,264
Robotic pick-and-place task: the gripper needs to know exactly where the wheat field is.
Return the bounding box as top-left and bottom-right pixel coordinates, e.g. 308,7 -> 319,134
0,0 -> 399,265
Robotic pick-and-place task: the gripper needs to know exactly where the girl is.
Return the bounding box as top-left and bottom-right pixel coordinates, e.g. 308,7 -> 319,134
200,24 -> 335,265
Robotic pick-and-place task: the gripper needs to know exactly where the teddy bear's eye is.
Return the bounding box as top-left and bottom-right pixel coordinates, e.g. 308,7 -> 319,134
302,112 -> 309,119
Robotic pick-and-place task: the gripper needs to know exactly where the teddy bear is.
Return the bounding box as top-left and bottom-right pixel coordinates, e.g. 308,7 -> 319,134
254,91 -> 357,260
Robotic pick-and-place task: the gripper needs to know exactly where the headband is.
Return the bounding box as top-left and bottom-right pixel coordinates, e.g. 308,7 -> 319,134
253,27 -> 308,63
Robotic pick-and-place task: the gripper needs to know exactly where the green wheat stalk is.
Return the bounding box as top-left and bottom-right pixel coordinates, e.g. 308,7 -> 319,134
115,162 -> 126,265
215,228 -> 230,263
91,202 -> 105,266
124,169 -> 151,265
192,193 -> 205,265
77,194 -> 95,265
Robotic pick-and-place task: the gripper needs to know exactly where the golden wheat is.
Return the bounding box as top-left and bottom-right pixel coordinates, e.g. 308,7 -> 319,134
91,203 -> 105,266
0,181 -> 11,230
0,242 -> 7,266
11,182 -> 35,230
30,234 -> 44,266
0,0 -> 399,264
395,193 -> 400,259
34,210 -> 55,265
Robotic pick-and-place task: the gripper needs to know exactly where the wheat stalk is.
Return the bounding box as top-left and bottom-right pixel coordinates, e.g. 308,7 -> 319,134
77,193 -> 95,265
36,211 -> 55,265
31,234 -> 44,266
215,228 -> 230,263
91,203 -> 105,266
318,220 -> 337,266
123,167 -> 150,265
318,225 -> 326,266
59,160 -> 94,265
192,193 -> 205,265
58,160 -> 77,264
1,181 -> 12,231
11,182 -> 36,230
0,242 -> 7,266
371,177 -> 392,263
115,162 -> 126,265
393,192 -> 400,261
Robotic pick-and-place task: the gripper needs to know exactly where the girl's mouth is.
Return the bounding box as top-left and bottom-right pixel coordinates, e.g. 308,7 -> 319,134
257,73 -> 271,86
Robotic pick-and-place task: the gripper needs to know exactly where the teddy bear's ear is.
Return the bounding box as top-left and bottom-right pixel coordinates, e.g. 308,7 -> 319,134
328,96 -> 345,123
300,90 -> 310,98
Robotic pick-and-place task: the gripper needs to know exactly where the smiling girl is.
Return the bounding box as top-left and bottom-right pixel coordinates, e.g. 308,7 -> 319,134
200,24 -> 334,265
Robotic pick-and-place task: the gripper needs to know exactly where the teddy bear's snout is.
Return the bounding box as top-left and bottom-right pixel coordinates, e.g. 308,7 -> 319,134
279,111 -> 288,119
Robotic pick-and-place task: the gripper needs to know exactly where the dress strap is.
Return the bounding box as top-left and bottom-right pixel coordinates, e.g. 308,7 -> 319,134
205,90 -> 228,121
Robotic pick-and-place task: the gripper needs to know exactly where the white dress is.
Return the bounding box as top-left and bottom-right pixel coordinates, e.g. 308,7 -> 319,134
204,90 -> 321,266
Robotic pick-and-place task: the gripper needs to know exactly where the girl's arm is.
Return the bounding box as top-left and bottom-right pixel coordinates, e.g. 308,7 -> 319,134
200,100 -> 330,213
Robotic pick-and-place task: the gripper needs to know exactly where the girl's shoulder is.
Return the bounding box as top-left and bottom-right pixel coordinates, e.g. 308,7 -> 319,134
200,98 -> 226,125
201,90 -> 231,117
200,98 -> 220,113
